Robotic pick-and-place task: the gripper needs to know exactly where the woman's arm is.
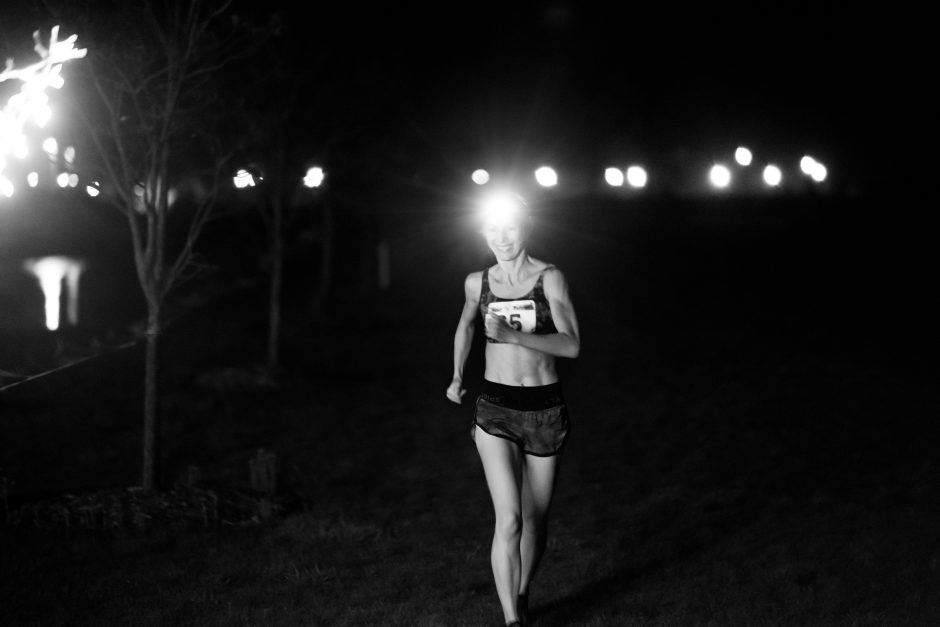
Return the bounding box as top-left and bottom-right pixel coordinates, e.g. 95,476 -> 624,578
446,272 -> 481,404
484,267 -> 580,358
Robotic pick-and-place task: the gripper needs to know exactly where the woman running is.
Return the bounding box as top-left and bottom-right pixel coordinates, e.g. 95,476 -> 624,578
446,193 -> 581,626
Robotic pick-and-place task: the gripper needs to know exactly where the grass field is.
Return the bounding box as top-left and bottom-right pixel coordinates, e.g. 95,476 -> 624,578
1,194 -> 938,625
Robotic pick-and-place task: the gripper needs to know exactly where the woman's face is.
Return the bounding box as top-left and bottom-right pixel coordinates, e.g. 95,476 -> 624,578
482,216 -> 527,261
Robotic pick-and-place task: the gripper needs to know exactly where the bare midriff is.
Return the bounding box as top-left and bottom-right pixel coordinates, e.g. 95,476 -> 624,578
484,342 -> 558,386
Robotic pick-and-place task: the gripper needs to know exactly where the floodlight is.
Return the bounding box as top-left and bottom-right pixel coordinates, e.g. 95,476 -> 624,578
810,162 -> 827,182
303,166 -> 324,188
800,155 -> 817,175
233,168 -> 255,189
534,166 -> 557,187
471,169 -> 490,185
626,165 -> 648,188
763,164 -> 782,186
709,164 -> 732,188
605,167 -> 624,187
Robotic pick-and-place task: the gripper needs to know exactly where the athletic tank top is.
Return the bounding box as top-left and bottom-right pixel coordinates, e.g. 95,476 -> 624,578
479,266 -> 558,343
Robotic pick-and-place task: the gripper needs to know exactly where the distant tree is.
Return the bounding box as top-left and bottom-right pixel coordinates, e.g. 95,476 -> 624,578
229,18 -> 325,371
52,0 -> 268,490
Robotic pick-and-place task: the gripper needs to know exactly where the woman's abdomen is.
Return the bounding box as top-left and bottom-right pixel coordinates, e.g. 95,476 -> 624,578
484,344 -> 558,386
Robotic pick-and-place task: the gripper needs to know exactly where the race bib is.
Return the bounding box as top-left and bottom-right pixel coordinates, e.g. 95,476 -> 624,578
487,300 -> 537,333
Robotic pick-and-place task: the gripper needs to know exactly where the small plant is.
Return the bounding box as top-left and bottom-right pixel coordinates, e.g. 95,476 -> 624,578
249,449 -> 277,495
249,449 -> 277,521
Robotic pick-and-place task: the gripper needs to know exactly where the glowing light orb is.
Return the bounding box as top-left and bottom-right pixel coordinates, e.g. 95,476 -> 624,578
42,137 -> 58,156
626,165 -> 648,188
0,177 -> 13,197
480,191 -> 528,228
799,155 -> 828,182
604,167 -> 624,187
56,172 -> 69,187
68,173 -> 78,187
233,168 -> 255,189
534,166 -> 557,187
709,164 -> 732,189
800,155 -> 817,175
735,146 -> 753,166
27,171 -> 38,187
810,162 -> 827,182
22,256 -> 85,331
763,164 -> 782,186
471,169 -> 490,185
33,105 -> 52,128
86,184 -> 99,197
0,27 -> 86,184
303,166 -> 324,188
64,145 -> 75,164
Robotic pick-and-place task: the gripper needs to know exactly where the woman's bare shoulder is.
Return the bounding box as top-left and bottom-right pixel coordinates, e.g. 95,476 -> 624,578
463,270 -> 484,298
540,264 -> 571,293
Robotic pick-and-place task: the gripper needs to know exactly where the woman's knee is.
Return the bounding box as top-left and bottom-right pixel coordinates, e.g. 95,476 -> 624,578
494,512 -> 523,541
522,509 -> 548,533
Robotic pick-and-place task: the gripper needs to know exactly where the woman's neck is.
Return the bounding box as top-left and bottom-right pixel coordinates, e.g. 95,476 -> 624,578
494,253 -> 530,287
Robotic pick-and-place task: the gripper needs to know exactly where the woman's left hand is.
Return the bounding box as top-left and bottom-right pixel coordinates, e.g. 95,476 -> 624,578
484,312 -> 516,343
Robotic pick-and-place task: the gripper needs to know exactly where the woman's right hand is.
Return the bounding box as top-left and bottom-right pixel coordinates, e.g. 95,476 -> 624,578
446,378 -> 466,404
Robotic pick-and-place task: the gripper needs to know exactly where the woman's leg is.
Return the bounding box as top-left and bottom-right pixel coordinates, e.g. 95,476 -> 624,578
474,426 -> 524,624
519,453 -> 560,596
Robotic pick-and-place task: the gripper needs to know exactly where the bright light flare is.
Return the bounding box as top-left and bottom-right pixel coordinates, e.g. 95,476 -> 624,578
42,137 -> 58,156
800,155 -> 817,175
67,173 -> 78,188
471,169 -> 490,185
763,164 -> 782,187
33,104 -> 52,128
626,165 -> 648,188
0,27 -> 86,183
604,167 -> 624,187
534,166 -> 557,187
22,256 -> 85,331
64,145 -> 75,164
303,166 -> 324,188
27,171 -> 38,187
233,168 -> 255,189
480,191 -> 528,228
709,164 -> 732,189
0,177 -> 14,197
735,146 -> 753,166
56,172 -> 69,187
800,155 -> 828,182
810,162 -> 827,182
86,184 -> 100,197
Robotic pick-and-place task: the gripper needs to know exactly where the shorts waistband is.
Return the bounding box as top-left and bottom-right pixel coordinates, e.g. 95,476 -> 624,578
480,379 -> 564,411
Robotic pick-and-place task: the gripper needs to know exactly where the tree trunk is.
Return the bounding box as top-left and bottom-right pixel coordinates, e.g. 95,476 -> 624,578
312,198 -> 333,316
266,194 -> 284,370
141,298 -> 160,491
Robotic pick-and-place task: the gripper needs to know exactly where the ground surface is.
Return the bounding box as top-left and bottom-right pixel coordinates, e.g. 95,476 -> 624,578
1,193 -> 938,626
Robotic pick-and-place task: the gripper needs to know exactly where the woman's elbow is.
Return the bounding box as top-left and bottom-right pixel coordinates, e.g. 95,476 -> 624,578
565,338 -> 581,359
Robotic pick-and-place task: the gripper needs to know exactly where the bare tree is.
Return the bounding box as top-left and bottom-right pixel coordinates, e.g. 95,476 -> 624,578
233,30 -> 314,371
59,0 -> 263,490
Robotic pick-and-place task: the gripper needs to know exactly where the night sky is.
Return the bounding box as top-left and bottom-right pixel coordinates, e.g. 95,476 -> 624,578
263,1 -> 908,194
1,1 -> 917,195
